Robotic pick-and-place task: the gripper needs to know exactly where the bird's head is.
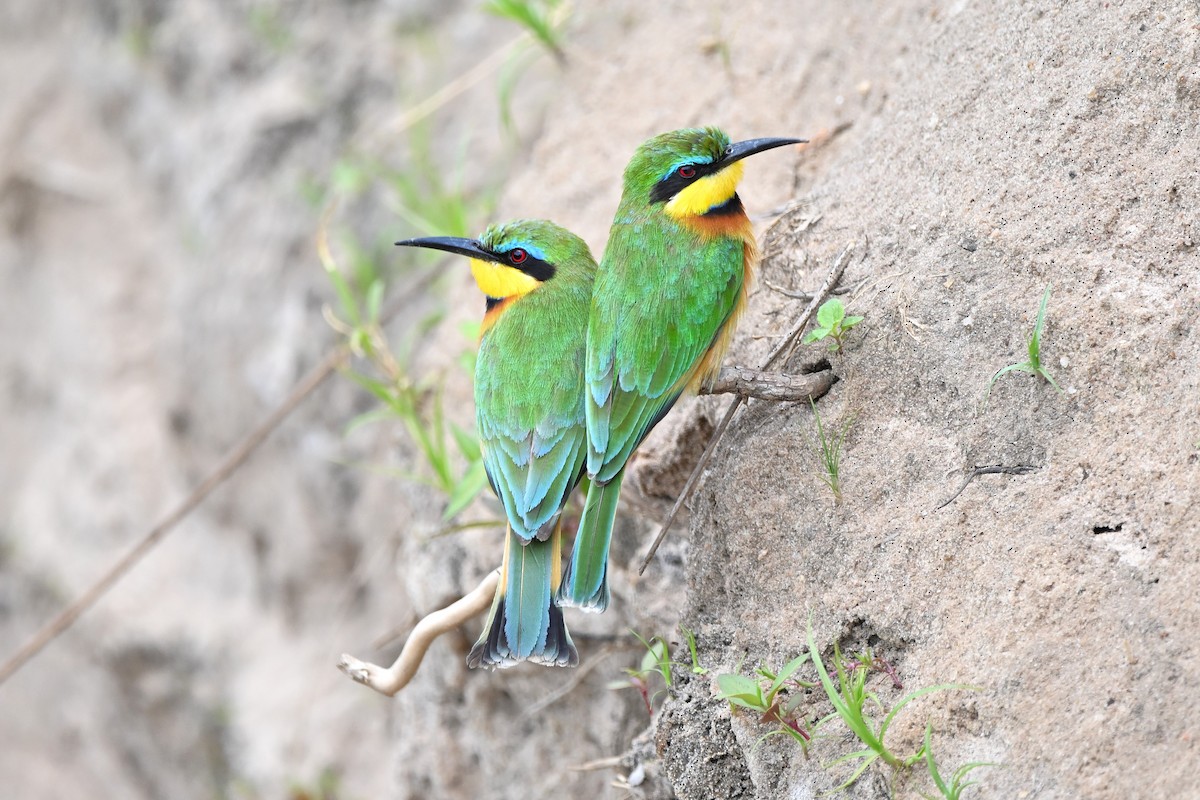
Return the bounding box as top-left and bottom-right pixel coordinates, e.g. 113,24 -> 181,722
621,127 -> 805,220
396,219 -> 594,312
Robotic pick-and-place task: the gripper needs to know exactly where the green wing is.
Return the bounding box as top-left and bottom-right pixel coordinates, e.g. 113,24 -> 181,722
478,410 -> 586,540
586,230 -> 744,482
476,290 -> 589,541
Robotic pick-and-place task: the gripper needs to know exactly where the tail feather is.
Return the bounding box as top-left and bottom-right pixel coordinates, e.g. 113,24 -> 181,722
557,468 -> 624,612
468,524 -> 579,669
466,590 -> 514,669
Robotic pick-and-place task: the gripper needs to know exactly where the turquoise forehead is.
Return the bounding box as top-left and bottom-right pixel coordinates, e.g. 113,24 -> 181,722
479,220 -> 554,261
627,126 -> 731,179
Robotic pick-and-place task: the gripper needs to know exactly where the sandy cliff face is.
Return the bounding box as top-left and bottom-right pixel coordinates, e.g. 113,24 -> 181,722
2,1 -> 1197,798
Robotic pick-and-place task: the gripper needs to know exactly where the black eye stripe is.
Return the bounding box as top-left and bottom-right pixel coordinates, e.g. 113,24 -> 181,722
516,256 -> 555,282
649,159 -> 721,204
484,247 -> 556,281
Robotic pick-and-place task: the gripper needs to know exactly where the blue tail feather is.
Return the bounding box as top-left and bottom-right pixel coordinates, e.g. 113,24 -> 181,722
468,526 -> 579,669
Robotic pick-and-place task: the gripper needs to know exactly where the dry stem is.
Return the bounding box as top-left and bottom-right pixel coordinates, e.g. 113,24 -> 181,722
338,570 -> 499,696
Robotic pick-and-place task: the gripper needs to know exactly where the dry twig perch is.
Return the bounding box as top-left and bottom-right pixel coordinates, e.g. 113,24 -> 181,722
338,569 -> 499,696
705,366 -> 834,403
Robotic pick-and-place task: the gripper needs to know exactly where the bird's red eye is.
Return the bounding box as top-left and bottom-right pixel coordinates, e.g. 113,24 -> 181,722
677,165 -> 697,179
508,248 -> 528,265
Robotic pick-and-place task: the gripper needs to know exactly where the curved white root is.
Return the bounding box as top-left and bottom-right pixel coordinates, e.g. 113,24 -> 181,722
338,569 -> 500,697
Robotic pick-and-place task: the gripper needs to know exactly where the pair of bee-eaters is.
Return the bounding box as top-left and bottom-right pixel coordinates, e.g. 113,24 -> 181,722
396,127 -> 801,669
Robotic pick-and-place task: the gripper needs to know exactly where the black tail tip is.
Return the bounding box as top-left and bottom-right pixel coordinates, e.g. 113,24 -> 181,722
467,597 -> 515,670
530,606 -> 579,668
466,598 -> 579,669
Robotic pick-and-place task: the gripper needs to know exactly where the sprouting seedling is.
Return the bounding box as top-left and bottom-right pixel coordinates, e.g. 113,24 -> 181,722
715,654 -> 815,750
680,626 -> 708,676
808,399 -> 855,503
612,632 -> 672,716
806,620 -> 975,792
850,648 -> 904,690
922,723 -> 998,800
983,285 -> 1063,403
802,298 -> 864,352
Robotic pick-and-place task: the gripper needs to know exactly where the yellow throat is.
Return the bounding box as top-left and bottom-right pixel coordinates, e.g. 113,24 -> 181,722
664,160 -> 745,219
469,258 -> 540,300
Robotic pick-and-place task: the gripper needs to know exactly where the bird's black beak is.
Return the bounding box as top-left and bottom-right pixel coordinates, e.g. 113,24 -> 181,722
395,236 -> 497,263
722,137 -> 807,165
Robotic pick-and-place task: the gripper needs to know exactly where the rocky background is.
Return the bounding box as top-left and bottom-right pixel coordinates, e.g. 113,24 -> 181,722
1,1 -> 1197,798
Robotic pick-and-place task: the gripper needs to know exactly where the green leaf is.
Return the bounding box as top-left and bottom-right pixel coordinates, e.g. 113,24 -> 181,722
325,262 -> 361,327
680,626 -> 708,675
816,298 -> 845,329
767,654 -> 811,699
344,370 -> 397,407
449,422 -> 482,461
1031,285 -> 1051,350
924,723 -> 949,796
803,327 -> 831,344
484,0 -> 565,59
821,751 -> 879,795
631,631 -> 671,688
443,460 -> 489,520
365,278 -> 385,324
716,673 -> 766,710
344,407 -> 397,436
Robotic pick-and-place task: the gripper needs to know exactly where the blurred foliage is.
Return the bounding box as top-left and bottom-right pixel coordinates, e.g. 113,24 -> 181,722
316,3 -> 573,526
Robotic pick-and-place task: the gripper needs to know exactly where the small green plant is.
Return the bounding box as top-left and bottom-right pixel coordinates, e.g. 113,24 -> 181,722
484,0 -> 568,61
803,298 -> 864,352
488,0 -> 572,131
320,229 -> 491,522
922,723 -> 997,800
680,626 -> 709,676
715,655 -> 815,750
984,284 -> 1062,403
807,621 -> 973,793
612,632 -> 672,716
808,399 -> 855,503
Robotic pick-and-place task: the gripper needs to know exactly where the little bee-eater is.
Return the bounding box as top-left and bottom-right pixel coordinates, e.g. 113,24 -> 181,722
559,127 -> 803,611
396,220 -> 597,668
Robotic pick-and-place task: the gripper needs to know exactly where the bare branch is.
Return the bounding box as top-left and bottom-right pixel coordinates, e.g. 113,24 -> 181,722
638,243 -> 855,574
703,366 -> 834,403
0,272 -> 440,689
762,279 -> 856,302
0,348 -> 347,688
568,756 -> 626,772
338,569 -> 499,696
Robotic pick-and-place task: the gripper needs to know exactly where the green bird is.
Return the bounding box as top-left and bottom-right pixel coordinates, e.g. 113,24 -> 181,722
559,127 -> 803,611
396,220 -> 597,668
